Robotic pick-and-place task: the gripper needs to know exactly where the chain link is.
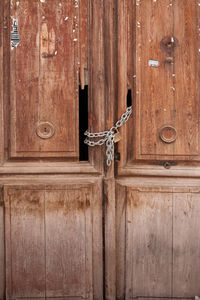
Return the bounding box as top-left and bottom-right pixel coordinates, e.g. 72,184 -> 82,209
84,106 -> 132,166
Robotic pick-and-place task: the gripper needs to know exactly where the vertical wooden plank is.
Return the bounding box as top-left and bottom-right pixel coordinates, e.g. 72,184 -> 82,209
79,0 -> 88,89
117,0 -> 128,169
92,179 -> 103,300
0,0 -> 4,166
136,0 -> 174,158
5,188 -> 46,299
88,0 -> 105,172
173,192 -> 200,297
104,178 -> 116,300
173,0 -> 199,155
116,184 -> 126,300
39,0 -> 78,155
126,189 -> 173,298
45,188 -> 93,298
104,0 -> 116,177
0,188 -> 4,299
10,0 -> 40,154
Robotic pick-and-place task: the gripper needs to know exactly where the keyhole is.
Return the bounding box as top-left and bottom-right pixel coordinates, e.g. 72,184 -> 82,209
44,127 -> 47,132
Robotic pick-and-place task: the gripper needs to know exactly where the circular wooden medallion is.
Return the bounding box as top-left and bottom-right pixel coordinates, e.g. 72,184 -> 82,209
36,122 -> 55,139
159,125 -> 177,143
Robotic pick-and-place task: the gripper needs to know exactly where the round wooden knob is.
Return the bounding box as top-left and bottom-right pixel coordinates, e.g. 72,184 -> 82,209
36,122 -> 55,139
159,125 -> 177,143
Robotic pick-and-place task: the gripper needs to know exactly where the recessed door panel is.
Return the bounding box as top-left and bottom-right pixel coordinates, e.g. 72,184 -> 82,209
116,182 -> 200,299
9,0 -> 80,158
4,182 -> 103,299
135,0 -> 199,160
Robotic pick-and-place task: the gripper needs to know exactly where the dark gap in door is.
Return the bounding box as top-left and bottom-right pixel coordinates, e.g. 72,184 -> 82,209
127,89 -> 132,107
79,85 -> 88,161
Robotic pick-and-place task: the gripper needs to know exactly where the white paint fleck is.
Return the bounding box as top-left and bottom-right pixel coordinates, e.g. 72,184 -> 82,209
54,50 -> 58,55
16,1 -> 20,6
133,75 -> 136,78
40,0 -> 45,3
59,3 -> 62,6
172,74 -> 176,77
164,108 -> 167,112
198,3 -> 200,6
42,16 -> 46,20
73,29 -> 76,33
199,48 -> 200,53
171,87 -> 175,91
153,0 -> 157,2
64,17 -> 69,21
73,38 -> 78,42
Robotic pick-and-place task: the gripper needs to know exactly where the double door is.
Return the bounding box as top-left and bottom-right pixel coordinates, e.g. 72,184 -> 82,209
0,0 -> 200,299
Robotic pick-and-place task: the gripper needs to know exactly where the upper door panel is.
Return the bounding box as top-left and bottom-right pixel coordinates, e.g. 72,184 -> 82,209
7,0 -> 84,158
118,0 -> 200,169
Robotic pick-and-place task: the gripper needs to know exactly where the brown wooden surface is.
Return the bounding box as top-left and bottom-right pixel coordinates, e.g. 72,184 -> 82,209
173,192 -> 200,297
126,188 -> 172,298
0,188 -> 4,299
4,181 -> 103,299
116,179 -> 200,299
9,0 -> 80,158
118,0 -> 200,174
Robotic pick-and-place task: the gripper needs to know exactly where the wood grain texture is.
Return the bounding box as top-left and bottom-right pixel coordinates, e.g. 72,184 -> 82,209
5,188 -> 46,298
104,178 -> 116,300
88,0 -> 105,172
126,188 -> 173,298
116,184 -> 126,300
116,179 -> 200,299
79,0 -> 88,89
4,181 -> 103,299
0,0 -> 4,166
173,0 -> 199,156
118,0 -> 200,175
9,0 -> 80,158
173,192 -> 200,297
0,188 -> 4,299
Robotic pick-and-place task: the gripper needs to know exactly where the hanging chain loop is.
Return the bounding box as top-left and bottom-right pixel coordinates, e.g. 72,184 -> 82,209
84,106 -> 132,166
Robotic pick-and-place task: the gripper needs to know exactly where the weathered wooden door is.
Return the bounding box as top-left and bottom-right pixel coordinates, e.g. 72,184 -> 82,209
115,0 -> 200,299
1,0 -> 200,300
0,0 -> 105,299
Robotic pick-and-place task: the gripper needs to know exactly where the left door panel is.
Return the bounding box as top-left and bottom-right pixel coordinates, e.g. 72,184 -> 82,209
6,0 -> 81,158
4,180 -> 103,299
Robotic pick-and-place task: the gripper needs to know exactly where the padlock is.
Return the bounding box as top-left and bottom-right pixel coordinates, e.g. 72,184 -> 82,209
114,130 -> 122,143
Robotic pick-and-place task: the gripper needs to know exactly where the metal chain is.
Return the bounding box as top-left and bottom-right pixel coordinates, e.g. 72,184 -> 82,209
84,106 -> 132,166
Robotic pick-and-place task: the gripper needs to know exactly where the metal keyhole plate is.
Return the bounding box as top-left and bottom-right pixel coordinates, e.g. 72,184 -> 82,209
160,36 -> 178,54
36,122 -> 55,139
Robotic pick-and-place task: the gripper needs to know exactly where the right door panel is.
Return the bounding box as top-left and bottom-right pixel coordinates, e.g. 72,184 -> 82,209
116,180 -> 200,299
118,0 -> 200,167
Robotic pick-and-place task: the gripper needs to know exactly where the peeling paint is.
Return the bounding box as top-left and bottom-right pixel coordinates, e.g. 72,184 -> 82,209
40,0 -> 45,3
11,18 -> 20,50
16,1 -> 20,6
64,17 -> 69,21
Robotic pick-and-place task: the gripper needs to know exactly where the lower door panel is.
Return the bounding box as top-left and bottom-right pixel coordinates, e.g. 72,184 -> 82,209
4,180 -> 103,299
116,179 -> 200,299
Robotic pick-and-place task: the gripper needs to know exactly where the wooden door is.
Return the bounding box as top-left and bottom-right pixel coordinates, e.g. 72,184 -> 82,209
0,0 -> 106,299
1,0 -> 200,299
115,1 -> 200,299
